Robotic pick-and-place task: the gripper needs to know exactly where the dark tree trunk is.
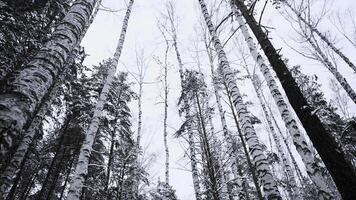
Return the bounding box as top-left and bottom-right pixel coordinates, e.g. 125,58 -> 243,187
195,95 -> 220,200
38,117 -> 72,200
104,128 -> 116,200
232,1 -> 356,199
59,154 -> 76,200
19,164 -> 41,200
5,149 -> 31,200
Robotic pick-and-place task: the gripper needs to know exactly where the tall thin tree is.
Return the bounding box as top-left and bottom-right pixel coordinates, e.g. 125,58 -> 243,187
66,1 -> 134,199
164,3 -> 203,198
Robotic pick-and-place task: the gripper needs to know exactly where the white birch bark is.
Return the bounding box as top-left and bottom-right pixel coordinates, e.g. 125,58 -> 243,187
231,4 -> 334,199
160,28 -> 170,187
0,1 -> 101,196
187,122 -> 203,200
0,0 -> 97,152
66,1 -> 134,199
163,49 -> 170,186
198,0 -> 282,198
282,1 -> 356,73
206,44 -> 247,199
264,90 -> 307,185
136,80 -> 143,148
247,68 -> 300,199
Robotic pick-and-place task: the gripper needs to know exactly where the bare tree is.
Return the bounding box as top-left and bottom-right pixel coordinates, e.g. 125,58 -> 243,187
279,0 -> 356,73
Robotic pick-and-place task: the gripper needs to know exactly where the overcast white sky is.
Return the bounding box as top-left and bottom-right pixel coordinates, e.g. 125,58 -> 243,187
81,0 -> 356,199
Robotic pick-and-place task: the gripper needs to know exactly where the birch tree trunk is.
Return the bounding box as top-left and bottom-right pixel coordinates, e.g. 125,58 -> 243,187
163,42 -> 170,186
264,90 -> 306,185
0,0 -> 97,154
232,5 -> 327,198
187,123 -> 203,200
0,2 -> 101,196
225,83 -> 264,200
205,43 -> 248,199
246,68 -> 300,199
198,0 -> 281,199
169,13 -> 203,200
66,1 -> 134,199
282,1 -> 356,73
231,1 -> 356,199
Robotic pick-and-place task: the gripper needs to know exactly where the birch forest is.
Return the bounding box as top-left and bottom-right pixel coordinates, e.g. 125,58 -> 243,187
1,0 -> 356,199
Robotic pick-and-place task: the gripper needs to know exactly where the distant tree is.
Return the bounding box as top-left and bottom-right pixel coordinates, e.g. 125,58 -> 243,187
149,179 -> 179,200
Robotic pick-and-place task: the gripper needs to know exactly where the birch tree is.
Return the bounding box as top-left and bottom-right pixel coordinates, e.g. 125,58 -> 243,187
276,0 -> 356,73
231,1 -> 356,198
0,1 -> 101,196
0,0 -> 97,154
198,0 -> 282,198
202,29 -> 249,199
297,24 -> 356,105
156,25 -> 171,189
0,0 -> 73,81
165,5 -> 203,198
66,1 -> 134,199
230,4 -> 332,198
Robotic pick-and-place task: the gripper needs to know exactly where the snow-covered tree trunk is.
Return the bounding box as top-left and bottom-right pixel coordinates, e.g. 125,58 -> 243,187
66,1 -> 134,199
0,0 -> 97,154
282,0 -> 356,73
198,0 -> 281,199
305,34 -> 356,105
0,1 -> 101,196
232,1 -> 356,198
